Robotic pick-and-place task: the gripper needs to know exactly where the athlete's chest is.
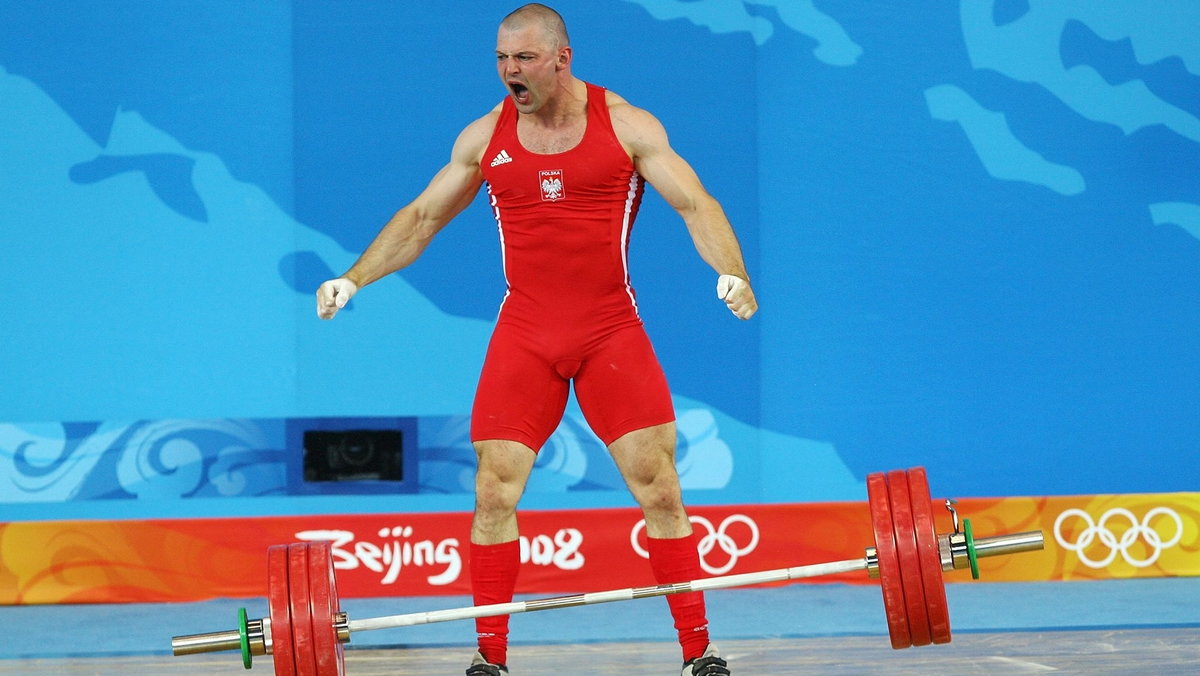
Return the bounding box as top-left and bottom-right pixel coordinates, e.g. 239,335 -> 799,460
484,106 -> 636,206
516,117 -> 587,155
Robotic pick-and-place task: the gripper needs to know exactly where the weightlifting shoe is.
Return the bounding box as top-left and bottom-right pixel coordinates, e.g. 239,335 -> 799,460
681,643 -> 730,676
465,650 -> 509,675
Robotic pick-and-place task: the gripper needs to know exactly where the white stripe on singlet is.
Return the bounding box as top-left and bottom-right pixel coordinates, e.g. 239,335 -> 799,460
486,183 -> 511,316
619,171 -> 642,317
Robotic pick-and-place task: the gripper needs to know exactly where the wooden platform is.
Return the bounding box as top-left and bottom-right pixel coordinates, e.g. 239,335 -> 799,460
4,628 -> 1198,675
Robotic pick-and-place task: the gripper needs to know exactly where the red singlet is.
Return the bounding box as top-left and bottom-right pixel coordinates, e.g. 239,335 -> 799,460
471,83 -> 675,450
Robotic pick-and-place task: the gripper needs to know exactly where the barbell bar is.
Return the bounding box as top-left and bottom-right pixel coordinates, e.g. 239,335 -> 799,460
171,467 -> 1045,673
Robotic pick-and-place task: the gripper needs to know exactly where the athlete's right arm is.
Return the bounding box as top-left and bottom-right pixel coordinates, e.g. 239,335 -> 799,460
316,112 -> 497,320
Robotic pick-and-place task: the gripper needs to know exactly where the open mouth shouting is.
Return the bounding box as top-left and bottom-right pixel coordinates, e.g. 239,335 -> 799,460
508,80 -> 532,106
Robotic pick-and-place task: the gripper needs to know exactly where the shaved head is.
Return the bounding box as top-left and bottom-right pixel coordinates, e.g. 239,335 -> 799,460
500,3 -> 570,49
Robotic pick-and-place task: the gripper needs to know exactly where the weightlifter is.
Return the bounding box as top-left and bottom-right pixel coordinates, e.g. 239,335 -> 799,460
316,4 -> 756,674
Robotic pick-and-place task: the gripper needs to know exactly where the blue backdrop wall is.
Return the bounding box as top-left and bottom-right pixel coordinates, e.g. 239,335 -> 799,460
1,1 -> 1197,523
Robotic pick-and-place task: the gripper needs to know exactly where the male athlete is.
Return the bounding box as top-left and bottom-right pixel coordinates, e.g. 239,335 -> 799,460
316,5 -> 756,675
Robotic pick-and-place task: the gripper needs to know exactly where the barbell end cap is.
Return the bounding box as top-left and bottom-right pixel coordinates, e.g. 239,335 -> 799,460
941,528 -> 1046,573
170,617 -> 270,658
171,629 -> 244,656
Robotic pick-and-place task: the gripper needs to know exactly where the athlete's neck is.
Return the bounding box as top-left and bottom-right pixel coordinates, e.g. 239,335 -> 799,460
523,77 -> 587,128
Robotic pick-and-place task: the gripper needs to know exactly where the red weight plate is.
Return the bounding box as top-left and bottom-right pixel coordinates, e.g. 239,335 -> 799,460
867,472 -> 911,649
267,545 -> 297,676
307,542 -> 345,676
887,469 -> 932,647
288,543 -> 319,676
908,467 -> 952,644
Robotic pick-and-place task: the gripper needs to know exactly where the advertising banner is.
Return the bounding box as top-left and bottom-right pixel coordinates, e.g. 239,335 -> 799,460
2,493 -> 1195,604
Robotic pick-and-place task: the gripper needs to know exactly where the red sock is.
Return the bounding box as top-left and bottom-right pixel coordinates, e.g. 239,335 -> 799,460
647,533 -> 710,661
470,540 -> 521,665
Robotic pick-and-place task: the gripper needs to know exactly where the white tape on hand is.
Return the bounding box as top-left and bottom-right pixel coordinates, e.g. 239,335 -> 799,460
716,274 -> 738,300
715,274 -> 756,320
317,278 -> 358,319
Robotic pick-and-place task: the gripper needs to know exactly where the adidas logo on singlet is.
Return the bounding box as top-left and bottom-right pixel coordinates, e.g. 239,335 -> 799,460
489,149 -> 513,167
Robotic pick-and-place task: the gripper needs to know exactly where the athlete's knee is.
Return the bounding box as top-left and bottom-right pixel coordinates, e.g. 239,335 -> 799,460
473,440 -> 535,516
630,470 -> 685,514
475,470 -> 523,514
635,477 -> 692,540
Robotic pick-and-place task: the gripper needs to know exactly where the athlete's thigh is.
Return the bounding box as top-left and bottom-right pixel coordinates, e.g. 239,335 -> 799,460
573,325 -> 675,446
471,323 -> 569,452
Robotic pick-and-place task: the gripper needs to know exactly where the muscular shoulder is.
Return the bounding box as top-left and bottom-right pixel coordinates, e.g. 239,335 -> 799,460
452,106 -> 503,166
604,90 -> 669,158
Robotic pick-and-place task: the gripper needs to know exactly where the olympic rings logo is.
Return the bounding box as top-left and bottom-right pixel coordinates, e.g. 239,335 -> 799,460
630,514 -> 760,575
1053,507 -> 1184,569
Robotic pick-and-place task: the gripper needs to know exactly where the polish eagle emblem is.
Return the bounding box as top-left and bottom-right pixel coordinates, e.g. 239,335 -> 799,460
539,169 -> 565,201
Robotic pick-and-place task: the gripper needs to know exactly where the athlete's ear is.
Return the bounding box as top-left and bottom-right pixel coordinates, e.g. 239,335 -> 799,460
556,45 -> 572,70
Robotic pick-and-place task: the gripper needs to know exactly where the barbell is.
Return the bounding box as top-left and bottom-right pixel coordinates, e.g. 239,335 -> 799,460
171,467 -> 1045,673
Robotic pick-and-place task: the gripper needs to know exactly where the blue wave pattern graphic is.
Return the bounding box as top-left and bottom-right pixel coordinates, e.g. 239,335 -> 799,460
0,420 -> 284,502
0,411 -> 737,502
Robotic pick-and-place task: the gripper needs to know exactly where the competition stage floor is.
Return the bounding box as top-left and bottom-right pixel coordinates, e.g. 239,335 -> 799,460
3,578 -> 1198,675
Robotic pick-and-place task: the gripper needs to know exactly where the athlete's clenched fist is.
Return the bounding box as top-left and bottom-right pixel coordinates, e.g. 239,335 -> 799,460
716,274 -> 757,320
316,278 -> 359,320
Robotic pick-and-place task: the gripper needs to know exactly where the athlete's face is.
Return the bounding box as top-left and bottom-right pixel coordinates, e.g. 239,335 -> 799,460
495,23 -> 568,114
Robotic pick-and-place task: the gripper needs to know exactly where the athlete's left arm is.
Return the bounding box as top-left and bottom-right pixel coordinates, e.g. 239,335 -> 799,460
610,100 -> 757,320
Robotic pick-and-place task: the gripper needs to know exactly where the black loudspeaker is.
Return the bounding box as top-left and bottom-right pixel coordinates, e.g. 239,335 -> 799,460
302,429 -> 404,482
